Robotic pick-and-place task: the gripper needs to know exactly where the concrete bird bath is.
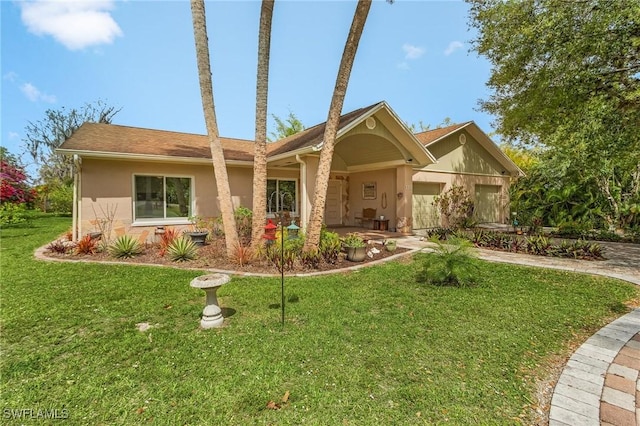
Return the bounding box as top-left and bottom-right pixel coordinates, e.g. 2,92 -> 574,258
190,273 -> 230,329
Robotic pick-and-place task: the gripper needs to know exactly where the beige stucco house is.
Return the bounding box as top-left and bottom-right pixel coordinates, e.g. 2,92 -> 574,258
58,101 -> 523,241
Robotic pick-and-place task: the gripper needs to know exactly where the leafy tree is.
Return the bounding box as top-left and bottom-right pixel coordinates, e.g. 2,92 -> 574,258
406,117 -> 455,133
268,111 -> 305,141
405,121 -> 430,133
23,100 -> 120,184
501,144 -> 541,175
468,0 -> 640,229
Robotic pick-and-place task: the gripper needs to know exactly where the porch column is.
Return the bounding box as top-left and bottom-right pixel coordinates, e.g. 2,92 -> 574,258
296,154 -> 319,229
396,165 -> 413,235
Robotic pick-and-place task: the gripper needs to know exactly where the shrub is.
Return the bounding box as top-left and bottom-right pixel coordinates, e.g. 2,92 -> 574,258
47,239 -> 69,254
319,230 -> 341,263
109,235 -> 143,259
76,235 -> 98,255
167,237 -> 198,262
417,237 -> 479,287
300,248 -> 322,269
425,227 -> 453,241
525,235 -> 552,256
553,239 -> 604,260
0,202 -> 29,227
47,182 -> 73,214
432,185 -> 475,229
234,206 -> 253,240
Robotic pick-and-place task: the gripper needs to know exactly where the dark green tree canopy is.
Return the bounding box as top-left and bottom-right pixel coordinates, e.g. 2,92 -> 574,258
467,0 -> 639,155
468,0 -> 640,229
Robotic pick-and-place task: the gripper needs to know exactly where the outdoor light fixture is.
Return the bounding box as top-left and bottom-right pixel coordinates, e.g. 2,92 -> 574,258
287,221 -> 300,239
263,219 -> 277,244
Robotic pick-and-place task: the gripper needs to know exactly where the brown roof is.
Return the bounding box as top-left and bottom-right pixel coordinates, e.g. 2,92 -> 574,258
59,102 -> 385,162
414,122 -> 471,146
59,123 -> 256,161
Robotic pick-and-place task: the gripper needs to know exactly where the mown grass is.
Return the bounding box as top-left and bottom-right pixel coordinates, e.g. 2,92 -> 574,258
1,215 -> 638,424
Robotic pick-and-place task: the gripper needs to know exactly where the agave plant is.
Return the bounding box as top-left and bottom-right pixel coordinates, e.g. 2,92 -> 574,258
109,235 -> 143,259
167,237 -> 198,262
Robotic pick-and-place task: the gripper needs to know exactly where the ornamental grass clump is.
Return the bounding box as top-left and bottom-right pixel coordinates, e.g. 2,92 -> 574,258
108,235 -> 143,259
167,237 -> 198,262
417,237 -> 479,287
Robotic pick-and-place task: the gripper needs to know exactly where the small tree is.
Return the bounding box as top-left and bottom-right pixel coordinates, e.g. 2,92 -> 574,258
268,111 -> 305,141
433,185 -> 474,229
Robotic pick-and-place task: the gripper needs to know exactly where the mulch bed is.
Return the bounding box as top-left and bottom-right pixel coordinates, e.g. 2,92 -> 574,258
44,239 -> 411,275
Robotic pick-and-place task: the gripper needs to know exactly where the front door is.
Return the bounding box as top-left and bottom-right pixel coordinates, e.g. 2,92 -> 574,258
324,180 -> 342,225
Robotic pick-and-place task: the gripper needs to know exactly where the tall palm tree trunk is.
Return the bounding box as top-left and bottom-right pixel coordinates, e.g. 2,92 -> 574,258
190,0 -> 239,256
250,0 -> 275,250
303,0 -> 372,251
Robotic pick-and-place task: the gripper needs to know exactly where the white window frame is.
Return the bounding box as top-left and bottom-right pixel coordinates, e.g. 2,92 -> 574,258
266,178 -> 298,217
131,173 -> 195,226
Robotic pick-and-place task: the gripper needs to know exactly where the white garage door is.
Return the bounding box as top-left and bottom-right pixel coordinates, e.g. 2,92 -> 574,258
412,182 -> 441,229
475,184 -> 502,223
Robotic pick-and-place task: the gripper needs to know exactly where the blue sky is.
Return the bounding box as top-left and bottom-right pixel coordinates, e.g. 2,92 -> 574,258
2,0 -> 495,172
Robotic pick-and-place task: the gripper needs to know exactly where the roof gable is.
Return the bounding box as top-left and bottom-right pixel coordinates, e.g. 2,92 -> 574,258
415,122 -> 524,177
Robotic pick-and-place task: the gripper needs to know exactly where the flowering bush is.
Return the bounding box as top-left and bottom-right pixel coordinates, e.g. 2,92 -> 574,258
0,160 -> 34,204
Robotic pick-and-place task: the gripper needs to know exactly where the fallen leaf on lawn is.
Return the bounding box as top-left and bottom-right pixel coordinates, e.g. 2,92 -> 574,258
266,401 -> 280,410
136,407 -> 147,414
282,390 -> 290,403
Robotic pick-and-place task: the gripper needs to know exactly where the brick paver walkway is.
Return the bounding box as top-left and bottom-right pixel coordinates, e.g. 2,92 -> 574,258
548,311 -> 640,425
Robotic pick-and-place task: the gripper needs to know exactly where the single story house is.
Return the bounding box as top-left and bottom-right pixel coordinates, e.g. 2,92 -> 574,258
58,101 -> 523,241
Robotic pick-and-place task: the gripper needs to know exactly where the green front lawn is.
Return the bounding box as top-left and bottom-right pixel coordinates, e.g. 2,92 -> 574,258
1,215 -> 638,424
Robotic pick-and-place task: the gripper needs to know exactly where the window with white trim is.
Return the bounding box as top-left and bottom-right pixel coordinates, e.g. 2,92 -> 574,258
134,175 -> 192,221
267,179 -> 297,214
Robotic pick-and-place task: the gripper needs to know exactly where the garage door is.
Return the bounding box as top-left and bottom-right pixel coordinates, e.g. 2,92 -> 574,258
475,185 -> 502,223
412,182 -> 441,229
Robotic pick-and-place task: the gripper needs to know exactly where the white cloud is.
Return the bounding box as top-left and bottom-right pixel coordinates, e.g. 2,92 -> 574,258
20,0 -> 123,50
402,43 -> 425,60
8,132 -> 20,140
20,82 -> 57,103
444,41 -> 464,56
396,62 -> 410,71
3,71 -> 18,82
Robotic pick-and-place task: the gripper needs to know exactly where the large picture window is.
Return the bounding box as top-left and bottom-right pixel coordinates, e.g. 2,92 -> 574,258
134,175 -> 192,221
267,179 -> 297,214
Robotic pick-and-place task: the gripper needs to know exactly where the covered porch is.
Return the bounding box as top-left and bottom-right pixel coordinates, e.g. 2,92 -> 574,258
266,102 -> 436,235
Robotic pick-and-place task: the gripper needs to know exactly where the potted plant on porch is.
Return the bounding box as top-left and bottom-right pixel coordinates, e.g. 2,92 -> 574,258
343,233 -> 367,262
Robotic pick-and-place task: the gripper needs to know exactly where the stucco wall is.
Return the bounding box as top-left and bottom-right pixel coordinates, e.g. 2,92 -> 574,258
348,168 -> 396,227
79,158 -> 253,241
